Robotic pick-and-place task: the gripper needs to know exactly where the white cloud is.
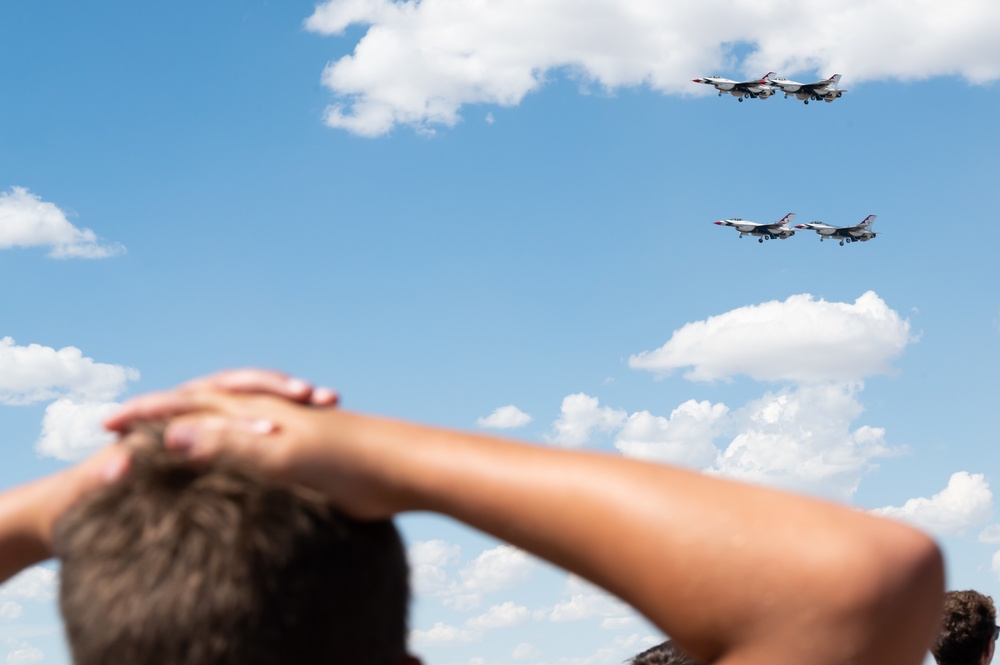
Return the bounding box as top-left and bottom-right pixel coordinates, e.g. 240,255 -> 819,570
0,337 -> 138,460
709,383 -> 900,499
0,602 -> 22,622
413,542 -> 538,611
542,593 -> 631,623
615,399 -> 728,468
36,398 -> 120,459
0,337 -> 137,405
4,641 -> 43,665
458,545 -> 536,598
993,550 -> 1000,581
873,472 -> 993,536
408,539 -> 461,596
513,643 -> 540,660
600,617 -> 636,630
536,575 -> 633,624
979,524 -> 1000,544
463,601 -> 530,630
0,186 -> 124,258
477,405 -> 533,430
409,622 -> 474,647
0,567 -> 57,602
547,393 -> 626,447
630,292 -> 911,383
302,0 -> 1000,136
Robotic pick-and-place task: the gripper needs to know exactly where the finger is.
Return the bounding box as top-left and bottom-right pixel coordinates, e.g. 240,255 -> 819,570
310,386 -> 339,407
103,391 -> 222,432
164,415 -> 280,465
184,368 -> 314,402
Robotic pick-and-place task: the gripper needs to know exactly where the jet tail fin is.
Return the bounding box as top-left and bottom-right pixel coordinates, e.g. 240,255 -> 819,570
860,214 -> 876,228
779,212 -> 796,225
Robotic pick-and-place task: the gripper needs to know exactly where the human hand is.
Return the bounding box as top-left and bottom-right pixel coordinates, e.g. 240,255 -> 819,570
104,368 -> 337,434
106,389 -> 406,520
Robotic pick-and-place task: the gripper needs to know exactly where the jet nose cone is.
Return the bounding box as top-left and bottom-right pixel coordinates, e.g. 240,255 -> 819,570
693,78 -> 703,83
794,225 -> 805,229
714,221 -> 723,225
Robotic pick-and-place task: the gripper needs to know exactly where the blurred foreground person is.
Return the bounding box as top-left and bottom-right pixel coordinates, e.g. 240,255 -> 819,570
0,369 -> 945,665
933,590 -> 998,665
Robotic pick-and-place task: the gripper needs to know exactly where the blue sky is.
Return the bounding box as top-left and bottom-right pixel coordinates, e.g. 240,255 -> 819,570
2,1 -> 1000,663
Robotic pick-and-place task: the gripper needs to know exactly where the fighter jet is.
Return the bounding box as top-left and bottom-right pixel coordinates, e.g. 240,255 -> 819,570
714,213 -> 797,243
692,72 -> 777,102
795,215 -> 877,245
768,74 -> 846,104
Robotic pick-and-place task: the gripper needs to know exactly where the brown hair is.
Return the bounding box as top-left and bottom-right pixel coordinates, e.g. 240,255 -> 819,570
932,590 -> 997,665
53,428 -> 409,665
630,640 -> 702,665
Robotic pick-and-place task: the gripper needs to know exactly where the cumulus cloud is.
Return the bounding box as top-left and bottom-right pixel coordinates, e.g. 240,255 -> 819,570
409,602 -> 530,647
615,399 -> 728,468
535,575 -> 634,624
872,472 -> 993,536
0,337 -> 138,459
302,0 -> 1000,136
409,622 -> 474,647
629,292 -> 911,383
0,567 -> 57,602
0,602 -> 22,622
547,393 -> 626,447
412,542 -> 539,611
408,539 -> 461,596
0,186 -> 124,259
458,545 -> 536,599
979,524 -> 1000,544
3,640 -> 43,665
464,601 -> 530,631
476,405 -> 533,430
709,383 -> 900,499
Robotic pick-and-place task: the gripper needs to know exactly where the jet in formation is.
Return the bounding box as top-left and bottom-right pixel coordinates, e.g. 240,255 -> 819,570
768,74 -> 846,104
794,215 -> 878,245
714,213 -> 797,242
693,73 -> 846,104
691,72 -> 777,102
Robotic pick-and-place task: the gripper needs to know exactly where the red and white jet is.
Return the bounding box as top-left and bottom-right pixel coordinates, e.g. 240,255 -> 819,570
714,213 -> 797,243
795,215 -> 877,245
692,72 -> 777,102
768,74 -> 846,104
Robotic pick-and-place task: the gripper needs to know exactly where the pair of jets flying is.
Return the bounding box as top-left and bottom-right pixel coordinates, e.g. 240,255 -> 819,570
714,213 -> 878,245
692,73 -> 846,104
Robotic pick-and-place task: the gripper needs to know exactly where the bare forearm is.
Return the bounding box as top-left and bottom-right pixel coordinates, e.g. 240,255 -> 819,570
0,480 -> 53,585
307,410 -> 944,665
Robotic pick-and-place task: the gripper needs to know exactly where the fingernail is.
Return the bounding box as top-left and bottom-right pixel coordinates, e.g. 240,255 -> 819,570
165,424 -> 199,452
312,387 -> 338,405
287,378 -> 310,395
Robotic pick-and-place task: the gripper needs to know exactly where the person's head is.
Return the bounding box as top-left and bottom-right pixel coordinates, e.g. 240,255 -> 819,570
53,426 -> 410,665
630,640 -> 702,665
932,590 -> 998,665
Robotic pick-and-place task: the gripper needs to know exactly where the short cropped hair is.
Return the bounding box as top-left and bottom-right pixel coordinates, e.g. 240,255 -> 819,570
630,640 -> 702,665
932,590 -> 997,665
53,427 -> 409,665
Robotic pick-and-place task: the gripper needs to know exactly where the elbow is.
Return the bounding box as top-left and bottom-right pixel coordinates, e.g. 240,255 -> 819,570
841,525 -> 945,665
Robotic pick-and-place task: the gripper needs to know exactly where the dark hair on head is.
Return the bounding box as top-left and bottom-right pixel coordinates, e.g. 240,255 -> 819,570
53,426 -> 409,665
932,590 -> 997,665
630,640 -> 702,665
